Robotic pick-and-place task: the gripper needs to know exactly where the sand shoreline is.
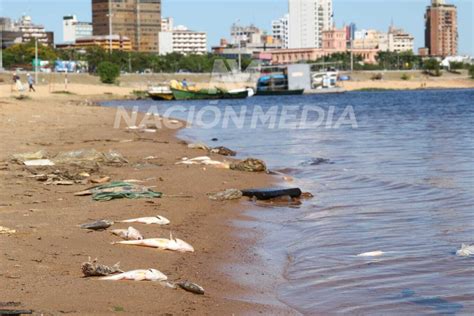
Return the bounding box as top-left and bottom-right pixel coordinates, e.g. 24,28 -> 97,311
0,89 -> 297,315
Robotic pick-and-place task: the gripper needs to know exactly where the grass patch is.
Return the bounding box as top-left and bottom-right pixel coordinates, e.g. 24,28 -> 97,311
52,90 -> 76,95
131,90 -> 149,100
113,306 -> 125,312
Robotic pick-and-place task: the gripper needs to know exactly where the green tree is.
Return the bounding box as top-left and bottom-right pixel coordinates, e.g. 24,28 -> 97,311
423,58 -> 442,76
97,61 -> 120,84
469,65 -> 474,79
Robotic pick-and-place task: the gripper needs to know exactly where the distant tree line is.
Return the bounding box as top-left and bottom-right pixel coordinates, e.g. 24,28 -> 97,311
3,41 -> 473,79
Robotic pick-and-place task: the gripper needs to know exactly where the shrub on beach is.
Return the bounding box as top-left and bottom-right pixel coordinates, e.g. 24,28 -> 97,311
469,65 -> 474,79
97,62 -> 120,84
423,58 -> 442,77
401,73 -> 410,81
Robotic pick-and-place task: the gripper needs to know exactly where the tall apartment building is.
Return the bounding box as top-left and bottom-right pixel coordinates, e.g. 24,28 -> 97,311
272,14 -> 290,49
92,0 -> 161,52
63,15 -> 93,43
288,0 -> 333,49
424,0 -> 458,56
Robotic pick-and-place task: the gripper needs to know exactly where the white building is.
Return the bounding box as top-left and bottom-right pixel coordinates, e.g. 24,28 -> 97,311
15,15 -> 52,45
272,14 -> 290,49
161,17 -> 174,32
63,15 -> 92,43
353,29 -> 389,51
159,25 -> 207,55
288,0 -> 333,49
387,26 -> 414,53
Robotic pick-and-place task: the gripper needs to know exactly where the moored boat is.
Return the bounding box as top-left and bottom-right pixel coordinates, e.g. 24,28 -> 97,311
170,80 -> 249,101
148,86 -> 174,101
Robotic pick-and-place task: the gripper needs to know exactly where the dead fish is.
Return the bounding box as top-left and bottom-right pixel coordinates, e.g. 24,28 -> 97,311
113,233 -> 194,253
357,251 -> 385,257
120,215 -> 170,225
210,146 -> 236,156
112,227 -> 144,240
82,258 -> 123,277
208,189 -> 243,201
230,158 -> 267,172
177,281 -> 205,295
456,244 -> 474,257
80,220 -> 114,231
100,269 -> 167,282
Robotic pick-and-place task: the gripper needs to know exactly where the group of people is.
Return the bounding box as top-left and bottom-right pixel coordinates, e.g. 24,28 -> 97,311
12,72 -> 36,92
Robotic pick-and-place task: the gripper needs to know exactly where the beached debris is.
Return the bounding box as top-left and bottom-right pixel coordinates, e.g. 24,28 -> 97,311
74,181 -> 162,201
112,227 -> 144,240
456,244 -> 474,257
176,156 -> 229,168
357,251 -> 385,257
210,146 -> 236,157
230,158 -> 266,172
177,281 -> 205,295
100,269 -> 168,282
27,168 -> 93,185
90,176 -> 111,184
81,258 -> 123,277
113,233 -> 194,253
80,220 -> 114,231
11,150 -> 48,164
0,226 -> 16,235
187,143 -> 210,151
0,309 -> 33,315
242,188 -> 302,200
300,158 -> 333,166
53,149 -> 128,166
120,215 -> 170,225
208,189 -> 243,201
23,159 -> 55,167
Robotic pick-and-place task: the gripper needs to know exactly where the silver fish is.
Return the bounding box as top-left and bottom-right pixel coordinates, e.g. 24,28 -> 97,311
80,220 -> 114,231
177,281 -> 205,295
111,227 -> 144,240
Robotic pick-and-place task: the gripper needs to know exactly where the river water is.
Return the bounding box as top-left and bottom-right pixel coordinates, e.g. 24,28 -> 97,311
104,88 -> 474,315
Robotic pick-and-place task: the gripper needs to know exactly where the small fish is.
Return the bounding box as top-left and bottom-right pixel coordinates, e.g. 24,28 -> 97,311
456,244 -> 474,257
357,251 -> 385,257
80,220 -> 114,231
100,269 -> 168,282
111,227 -> 144,240
113,233 -> 194,253
177,281 -> 205,295
82,258 -> 123,277
120,215 -> 170,225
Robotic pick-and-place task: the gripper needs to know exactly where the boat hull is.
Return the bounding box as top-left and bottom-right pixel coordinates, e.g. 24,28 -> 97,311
171,88 -> 248,100
149,93 -> 175,101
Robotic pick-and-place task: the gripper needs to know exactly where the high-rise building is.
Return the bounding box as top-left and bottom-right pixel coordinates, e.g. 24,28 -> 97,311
288,0 -> 333,49
272,14 -> 290,49
424,0 -> 458,56
161,17 -> 174,32
92,0 -> 161,52
63,15 -> 93,43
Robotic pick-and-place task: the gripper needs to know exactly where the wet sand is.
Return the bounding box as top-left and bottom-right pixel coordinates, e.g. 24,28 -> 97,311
0,89 -> 296,314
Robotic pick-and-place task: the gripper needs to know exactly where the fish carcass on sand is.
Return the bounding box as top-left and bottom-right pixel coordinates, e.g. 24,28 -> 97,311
120,215 -> 170,225
82,258 -> 123,277
111,227 -> 144,240
100,269 -> 167,282
80,220 -> 114,231
113,233 -> 194,253
456,244 -> 474,257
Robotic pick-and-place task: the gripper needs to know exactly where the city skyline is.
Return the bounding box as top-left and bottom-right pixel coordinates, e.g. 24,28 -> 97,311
1,0 -> 473,55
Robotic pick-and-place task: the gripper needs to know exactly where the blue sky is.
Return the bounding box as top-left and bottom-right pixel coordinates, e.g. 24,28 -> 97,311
1,0 -> 473,55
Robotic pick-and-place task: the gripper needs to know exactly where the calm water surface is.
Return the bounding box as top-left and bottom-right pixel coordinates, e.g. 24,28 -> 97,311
105,89 -> 474,315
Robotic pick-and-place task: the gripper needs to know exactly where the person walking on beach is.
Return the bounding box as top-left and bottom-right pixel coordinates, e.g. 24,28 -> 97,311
12,72 -> 25,92
27,73 -> 36,92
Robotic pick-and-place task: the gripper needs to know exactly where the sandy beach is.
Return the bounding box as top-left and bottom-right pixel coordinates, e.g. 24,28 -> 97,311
0,86 -> 296,315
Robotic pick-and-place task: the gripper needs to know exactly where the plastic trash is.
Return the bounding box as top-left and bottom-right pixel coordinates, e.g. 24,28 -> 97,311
241,188 -> 302,200
75,182 -> 162,201
23,159 -> 55,167
456,244 -> 474,257
11,150 -> 48,164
